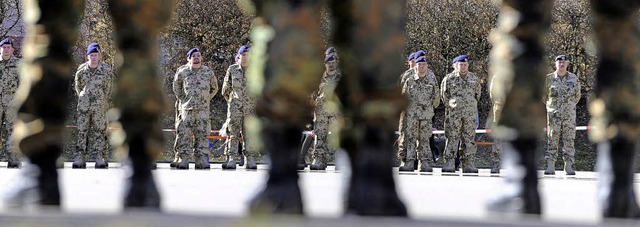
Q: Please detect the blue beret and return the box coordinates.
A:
[86,43,100,55]
[325,46,337,55]
[237,45,250,55]
[407,52,416,61]
[555,55,568,61]
[415,56,428,63]
[452,55,468,63]
[414,50,426,57]
[0,38,12,47]
[324,54,337,62]
[187,48,200,58]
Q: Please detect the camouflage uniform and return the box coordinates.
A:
[74,61,113,163]
[221,63,257,163]
[310,70,342,168]
[441,70,482,171]
[488,75,503,172]
[402,69,440,171]
[0,56,20,162]
[396,67,431,164]
[544,72,580,164]
[173,64,217,164]
[5,0,174,208]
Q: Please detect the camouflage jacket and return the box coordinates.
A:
[545,72,580,115]
[315,71,341,114]
[74,62,114,112]
[221,63,254,114]
[441,71,482,113]
[173,64,218,110]
[403,69,440,119]
[0,57,20,106]
[398,67,414,88]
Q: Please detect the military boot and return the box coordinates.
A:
[169,152,180,168]
[490,162,501,174]
[175,153,190,170]
[486,138,541,215]
[462,159,478,173]
[564,160,575,175]
[310,157,327,170]
[7,152,22,169]
[194,153,210,169]
[544,159,555,175]
[223,157,237,170]
[246,156,257,170]
[398,160,415,172]
[72,155,86,169]
[418,160,432,172]
[599,136,640,218]
[95,154,108,169]
[441,154,456,173]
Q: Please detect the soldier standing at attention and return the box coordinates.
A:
[396,51,418,167]
[309,53,342,170]
[544,54,580,175]
[73,43,114,169]
[221,45,258,169]
[0,38,21,168]
[173,48,218,170]
[399,56,440,172]
[441,55,482,173]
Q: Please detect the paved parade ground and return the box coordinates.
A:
[2,161,640,226]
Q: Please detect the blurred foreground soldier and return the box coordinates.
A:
[544,55,580,175]
[399,56,440,172]
[488,75,503,174]
[173,48,218,170]
[221,45,258,170]
[248,0,407,216]
[73,43,113,169]
[485,0,551,215]
[309,53,342,170]
[0,38,21,168]
[441,55,482,173]
[3,0,174,210]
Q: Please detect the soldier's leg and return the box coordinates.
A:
[486,0,552,215]
[544,114,560,174]
[91,110,109,168]
[461,113,478,173]
[562,116,576,175]
[73,111,90,169]
[418,119,434,172]
[170,101,181,167]
[174,111,193,170]
[194,110,210,170]
[589,0,640,218]
[297,129,313,170]
[224,104,242,169]
[399,114,417,172]
[107,0,175,209]
[248,0,325,215]
[330,0,407,216]
[310,112,330,170]
[3,0,85,207]
[442,116,461,172]
[3,108,20,168]
[397,111,407,166]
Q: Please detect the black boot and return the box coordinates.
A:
[564,160,575,175]
[600,136,640,218]
[544,159,555,175]
[344,125,407,216]
[442,154,456,173]
[72,155,86,169]
[7,152,22,168]
[486,138,541,215]
[246,156,257,170]
[194,154,210,169]
[175,153,190,170]
[169,152,180,168]
[310,157,328,170]
[249,124,303,215]
[398,160,415,172]
[222,157,237,170]
[95,154,108,169]
[419,160,432,172]
[462,159,478,173]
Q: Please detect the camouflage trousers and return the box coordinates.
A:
[175,109,210,156]
[396,111,408,161]
[0,104,17,157]
[311,112,340,163]
[76,109,109,158]
[404,114,433,162]
[545,112,576,163]
[226,100,259,159]
[444,110,477,163]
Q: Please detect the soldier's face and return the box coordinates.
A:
[456,62,469,74]
[325,60,337,72]
[87,52,101,67]
[555,60,569,71]
[1,44,14,60]
[417,62,428,74]
[189,52,202,68]
[409,59,416,68]
[238,52,249,68]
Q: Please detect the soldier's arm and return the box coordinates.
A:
[172,70,184,102]
[73,68,83,96]
[441,76,449,105]
[221,67,232,102]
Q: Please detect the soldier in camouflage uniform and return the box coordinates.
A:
[3,0,174,209]
[0,38,21,168]
[73,43,113,169]
[399,56,440,172]
[309,53,342,170]
[488,75,503,174]
[544,55,581,175]
[441,55,482,173]
[221,45,258,170]
[173,48,218,170]
[395,51,416,167]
